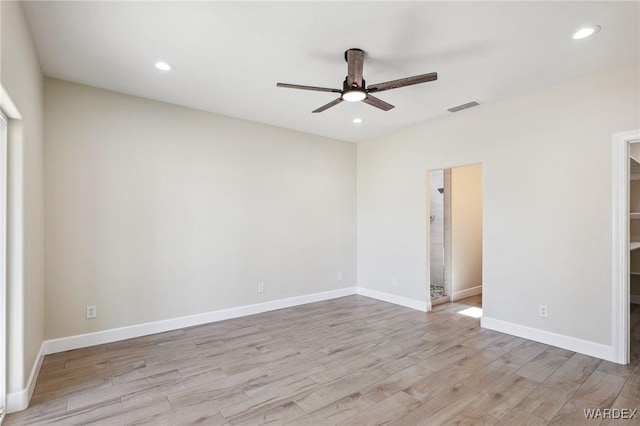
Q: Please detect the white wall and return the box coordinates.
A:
[451,164,482,299]
[357,65,639,348]
[1,1,45,404]
[44,78,356,339]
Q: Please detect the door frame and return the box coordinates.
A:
[426,163,483,308]
[0,110,7,422]
[612,129,640,364]
[1,84,22,418]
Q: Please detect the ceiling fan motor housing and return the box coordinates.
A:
[343,78,365,91]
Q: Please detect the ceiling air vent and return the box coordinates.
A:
[447,100,481,113]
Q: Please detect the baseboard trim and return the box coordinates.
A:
[631,295,640,305]
[41,286,430,356]
[43,287,358,356]
[7,342,45,413]
[481,316,614,362]
[16,286,424,413]
[9,288,616,414]
[451,285,482,302]
[356,287,429,312]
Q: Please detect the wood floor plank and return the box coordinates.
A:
[513,382,580,422]
[337,391,421,425]
[230,400,306,426]
[448,405,501,426]
[601,395,640,425]
[168,388,248,413]
[597,360,636,379]
[7,295,640,426]
[466,374,539,420]
[165,408,228,426]
[543,353,603,387]
[220,377,316,422]
[549,370,626,424]
[287,393,373,425]
[9,398,124,426]
[514,351,570,382]
[619,365,640,400]
[85,398,173,425]
[495,408,548,425]
[358,364,430,402]
[294,369,385,414]
[392,355,523,425]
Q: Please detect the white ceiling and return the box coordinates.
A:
[22,1,639,143]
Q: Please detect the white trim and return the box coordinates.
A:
[631,295,640,305]
[356,287,429,312]
[482,316,614,362]
[0,84,20,418]
[43,287,357,355]
[0,86,22,120]
[0,111,6,418]
[451,285,482,302]
[613,129,640,364]
[6,343,44,414]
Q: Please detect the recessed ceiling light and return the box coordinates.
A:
[573,25,601,40]
[353,118,363,124]
[155,61,172,71]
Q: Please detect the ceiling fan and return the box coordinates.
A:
[276,48,438,113]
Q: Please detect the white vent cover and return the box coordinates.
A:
[447,100,481,113]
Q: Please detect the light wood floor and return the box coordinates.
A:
[6,295,640,425]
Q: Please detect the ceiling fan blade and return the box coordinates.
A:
[367,72,438,93]
[277,83,342,93]
[346,49,365,88]
[312,97,344,113]
[362,95,394,111]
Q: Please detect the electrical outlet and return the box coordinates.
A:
[539,305,548,318]
[258,282,265,293]
[338,272,343,281]
[392,277,398,286]
[86,305,97,319]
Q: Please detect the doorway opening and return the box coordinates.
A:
[428,168,448,305]
[612,129,640,365]
[630,141,640,365]
[427,164,483,310]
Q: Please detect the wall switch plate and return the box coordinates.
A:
[392,277,398,286]
[338,272,343,281]
[539,305,548,318]
[258,282,265,293]
[86,305,97,319]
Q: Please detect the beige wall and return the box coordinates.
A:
[44,78,357,339]
[451,164,482,298]
[1,1,45,395]
[357,65,640,346]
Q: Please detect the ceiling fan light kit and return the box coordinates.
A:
[342,89,366,102]
[277,48,438,113]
